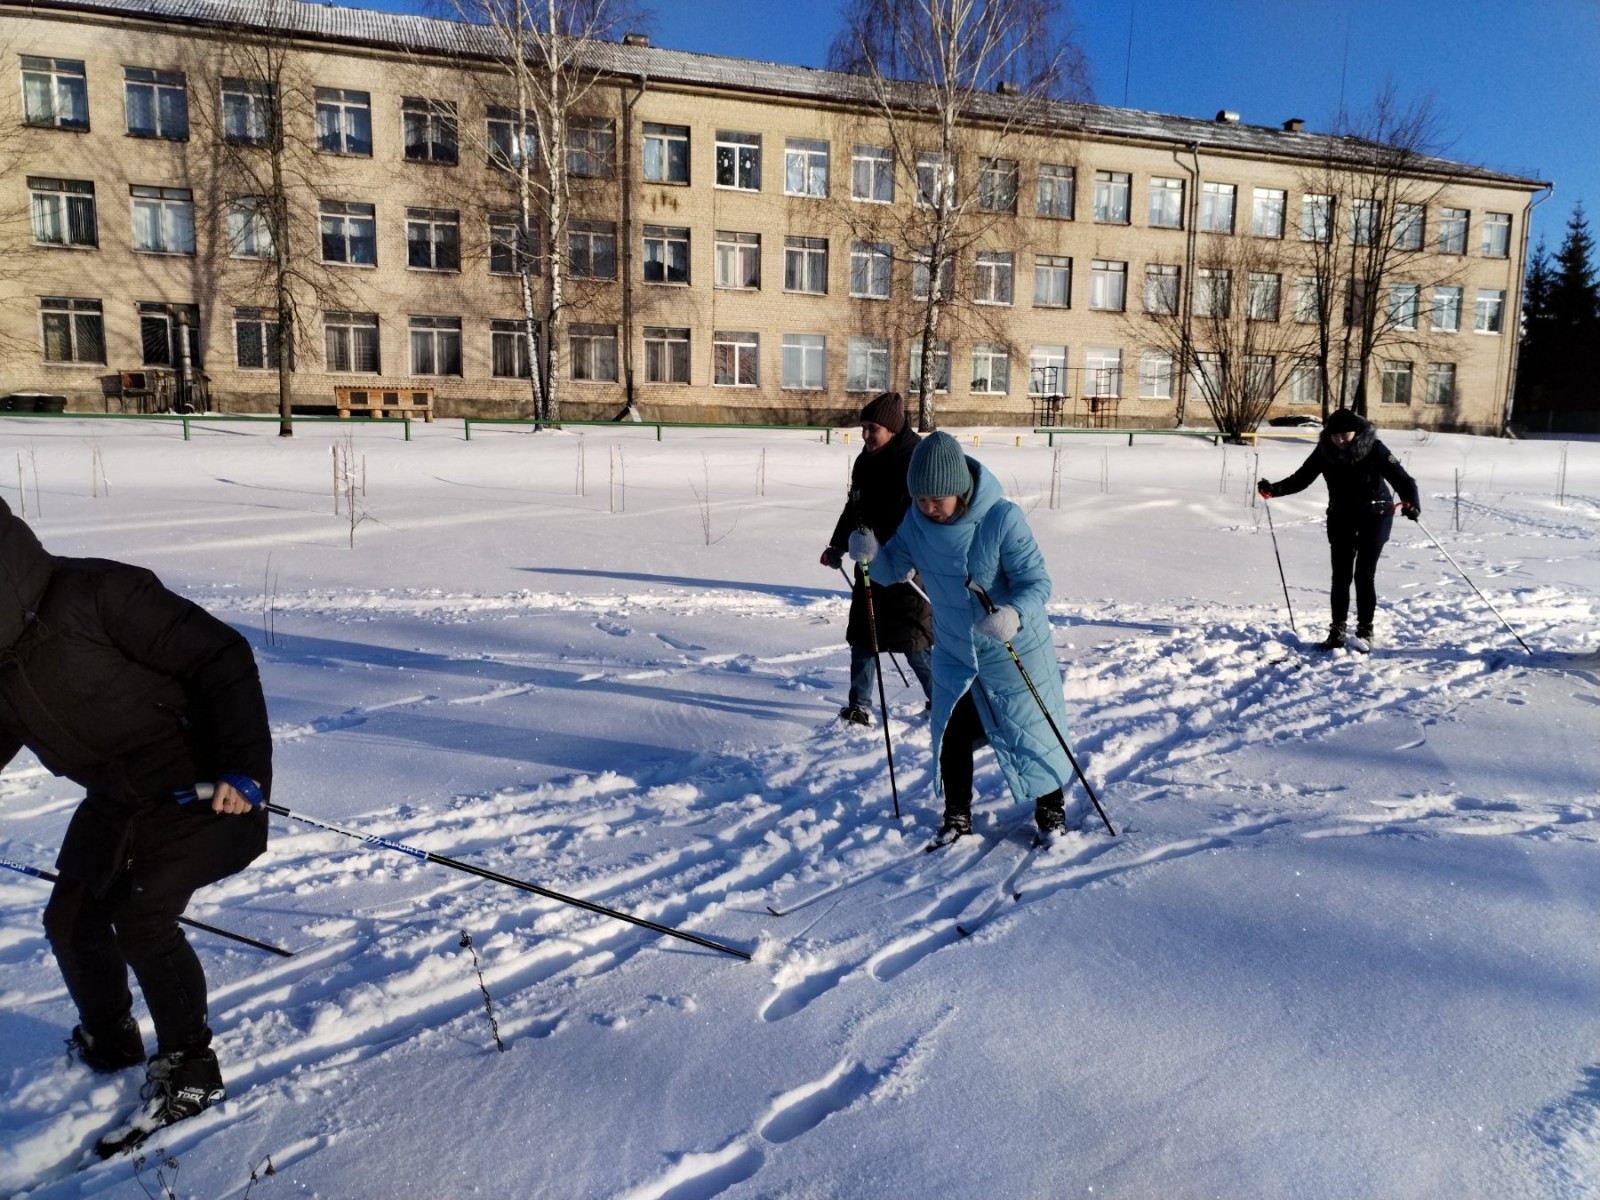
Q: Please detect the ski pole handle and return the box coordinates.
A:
[964,577,999,615]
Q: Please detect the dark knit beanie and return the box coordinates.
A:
[859,391,905,434]
[906,431,973,500]
[1325,407,1364,434]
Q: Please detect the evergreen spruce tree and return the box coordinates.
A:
[1515,235,1555,422]
[1548,204,1600,428]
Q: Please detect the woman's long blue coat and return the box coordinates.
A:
[871,457,1072,806]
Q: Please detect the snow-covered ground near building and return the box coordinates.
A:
[0,417,1596,1199]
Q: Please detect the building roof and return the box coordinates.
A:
[4,0,1547,190]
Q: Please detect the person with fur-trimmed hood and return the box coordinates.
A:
[820,391,933,725]
[0,499,272,1155]
[1258,407,1421,652]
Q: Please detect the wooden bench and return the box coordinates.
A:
[334,386,435,422]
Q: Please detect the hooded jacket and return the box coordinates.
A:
[1266,414,1420,537]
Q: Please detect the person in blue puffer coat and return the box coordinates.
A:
[849,432,1080,843]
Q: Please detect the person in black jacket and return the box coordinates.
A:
[1258,407,1421,651]
[0,500,272,1154]
[819,392,934,724]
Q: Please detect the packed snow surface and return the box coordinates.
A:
[0,417,1596,1199]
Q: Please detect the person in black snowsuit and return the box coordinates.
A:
[1258,407,1421,651]
[0,499,272,1154]
[819,391,934,724]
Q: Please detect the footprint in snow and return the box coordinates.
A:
[596,618,632,637]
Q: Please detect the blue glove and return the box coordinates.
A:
[974,605,1021,642]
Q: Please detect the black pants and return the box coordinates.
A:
[1327,508,1394,631]
[940,689,1063,817]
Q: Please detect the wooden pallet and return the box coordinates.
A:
[334,386,435,422]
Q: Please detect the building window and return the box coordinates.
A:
[320,200,376,265]
[847,336,890,393]
[1245,355,1276,405]
[713,330,759,386]
[486,106,535,169]
[849,241,891,299]
[912,247,953,301]
[642,122,689,183]
[324,311,380,373]
[714,231,760,289]
[1344,279,1370,327]
[909,338,950,393]
[1144,264,1179,315]
[1431,285,1462,333]
[642,225,690,284]
[1148,176,1184,229]
[1288,360,1318,406]
[1295,275,1324,323]
[317,88,372,156]
[1349,197,1380,246]
[1381,360,1413,406]
[125,68,187,139]
[1037,164,1075,219]
[1034,255,1071,308]
[1247,272,1281,321]
[715,130,760,190]
[408,315,462,376]
[974,251,1014,305]
[643,326,689,383]
[1389,283,1420,330]
[1474,289,1505,334]
[1251,188,1286,238]
[1199,182,1236,234]
[970,343,1009,394]
[1084,347,1122,396]
[784,236,828,294]
[222,77,275,146]
[784,137,829,198]
[1195,267,1231,318]
[977,157,1018,213]
[1093,170,1130,223]
[916,151,950,208]
[402,97,458,164]
[29,177,97,247]
[1301,193,1332,243]
[567,220,617,280]
[1393,202,1424,250]
[234,307,280,370]
[1482,211,1512,258]
[130,185,195,255]
[488,213,537,276]
[1029,345,1067,396]
[405,208,460,272]
[22,57,88,129]
[1437,208,1468,255]
[39,296,104,363]
[227,195,274,259]
[781,333,826,390]
[1424,362,1456,407]
[1190,352,1222,401]
[570,323,618,381]
[1140,349,1173,400]
[851,145,893,203]
[1089,259,1126,311]
[136,302,201,368]
[491,318,537,379]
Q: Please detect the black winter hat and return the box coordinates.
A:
[1325,407,1364,434]
[859,391,906,434]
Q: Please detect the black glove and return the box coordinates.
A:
[1401,501,1420,521]
[820,545,843,569]
[1257,479,1274,500]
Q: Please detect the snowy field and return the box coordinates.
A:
[0,415,1596,1200]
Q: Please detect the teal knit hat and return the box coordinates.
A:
[906,431,972,500]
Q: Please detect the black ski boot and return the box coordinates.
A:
[928,812,972,848]
[1315,624,1346,652]
[68,1014,146,1073]
[1035,796,1067,839]
[838,705,871,726]
[1349,624,1374,653]
[95,1047,225,1158]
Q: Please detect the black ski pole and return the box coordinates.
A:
[0,856,293,957]
[888,654,911,689]
[1415,518,1532,654]
[858,558,903,819]
[1262,498,1297,634]
[964,580,1116,836]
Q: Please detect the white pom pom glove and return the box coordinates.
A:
[974,605,1020,643]
[847,529,879,563]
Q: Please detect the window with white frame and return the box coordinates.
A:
[567,220,617,280]
[126,68,187,139]
[39,296,104,363]
[1389,283,1420,330]
[1244,355,1275,404]
[643,326,690,383]
[22,57,88,129]
[1034,255,1071,308]
[1381,360,1413,406]
[317,88,371,156]
[491,318,537,379]
[323,310,379,373]
[1349,197,1381,246]
[320,200,376,265]
[1139,349,1173,399]
[909,338,950,393]
[1037,164,1075,219]
[978,158,1018,213]
[713,330,759,386]
[643,122,689,183]
[970,343,1009,394]
[566,116,614,178]
[1189,352,1222,402]
[1251,188,1286,238]
[1195,267,1231,317]
[643,225,690,284]
[1482,211,1512,258]
[1295,275,1324,323]
[408,315,462,376]
[851,145,893,202]
[782,333,826,390]
[912,247,953,300]
[1425,361,1456,407]
[131,185,195,255]
[849,241,891,299]
[486,106,535,169]
[1393,202,1424,250]
[1148,176,1184,229]
[1431,285,1462,332]
[570,323,619,381]
[1093,170,1130,223]
[234,306,280,370]
[1301,193,1332,242]
[1083,346,1122,396]
[1144,264,1179,315]
[29,177,96,247]
[974,251,1014,305]
[847,337,890,393]
[1474,288,1505,333]
[487,213,537,277]
[227,195,273,259]
[715,231,761,290]
[1288,359,1318,406]
[784,236,828,293]
[715,130,760,190]
[406,207,461,271]
[1437,207,1468,254]
[403,96,458,164]
[1200,182,1236,233]
[222,77,275,146]
[1089,259,1126,311]
[1247,272,1281,321]
[784,138,829,197]
[1029,345,1067,396]
[1339,359,1362,408]
[138,302,201,368]
[916,151,950,208]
